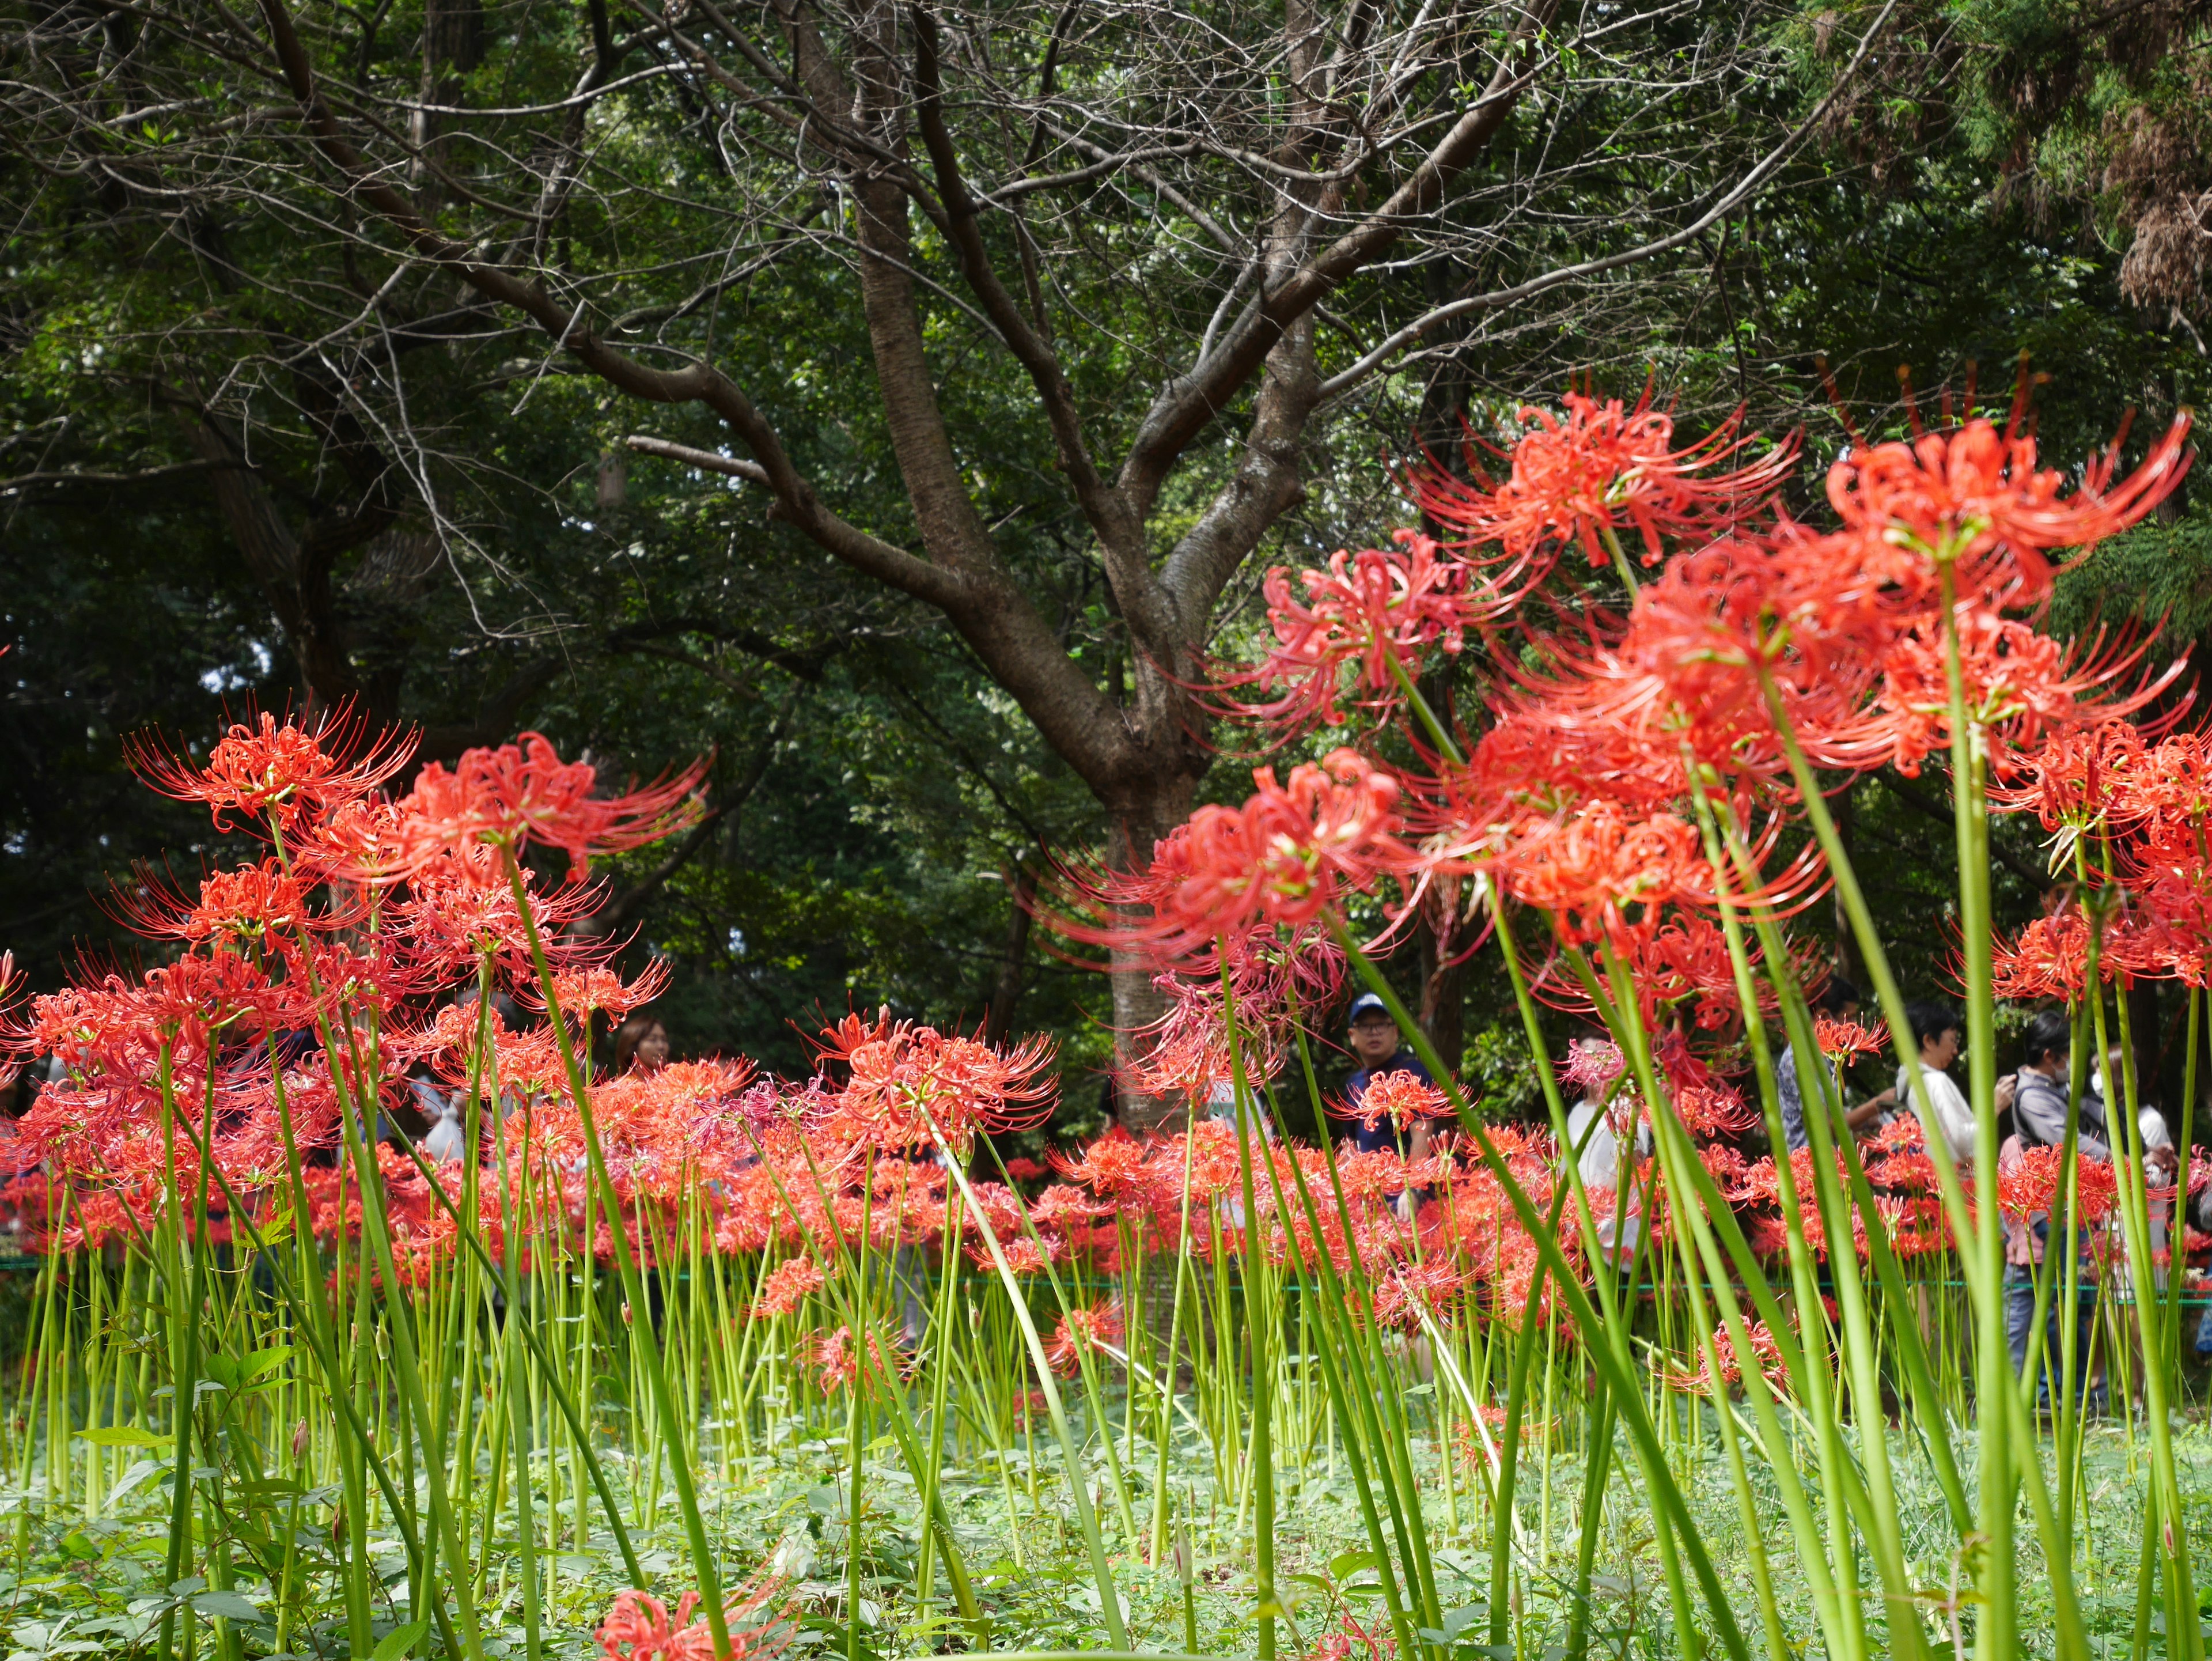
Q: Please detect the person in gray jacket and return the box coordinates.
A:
[2012,1013,2108,1159]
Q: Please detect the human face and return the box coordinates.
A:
[1921,1026,1961,1070]
[1350,1015,1401,1067]
[634,1023,670,1073]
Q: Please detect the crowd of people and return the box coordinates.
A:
[1325,979,2211,1394]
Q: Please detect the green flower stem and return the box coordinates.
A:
[502,847,733,1654]
[1334,924,1749,1661]
[165,1095,465,1661]
[479,981,546,1661]
[1275,1027,1426,1661]
[1933,564,2016,1661]
[923,1114,1131,1649]
[1586,947,1871,1661]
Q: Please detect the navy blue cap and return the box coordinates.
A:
[1347,992,1392,1023]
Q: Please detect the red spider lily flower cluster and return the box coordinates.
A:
[810,1012,1056,1156]
[388,733,705,879]
[0,710,742,1261]
[1409,389,1797,572]
[1813,1016,1885,1064]
[1071,385,2196,1247]
[1981,720,2212,995]
[1213,533,1497,735]
[1043,1300,1124,1376]
[596,1573,794,1661]
[1347,1070,1448,1134]
[1063,750,1415,970]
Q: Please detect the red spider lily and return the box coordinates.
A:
[389,844,611,985]
[805,1326,882,1393]
[1668,1076,1760,1141]
[1117,925,1342,1100]
[130,707,416,834]
[752,1257,827,1319]
[1047,1127,1154,1202]
[1559,1036,1626,1098]
[387,733,705,879]
[1409,390,1797,573]
[1347,1069,1448,1134]
[1635,917,1772,1033]
[1823,410,2191,606]
[1043,1300,1123,1376]
[1611,525,1915,776]
[2121,729,2212,830]
[1814,1015,1884,1064]
[109,859,328,948]
[516,960,672,1023]
[596,1575,793,1661]
[1313,1610,1396,1661]
[1990,907,2109,1001]
[1989,719,2159,834]
[1370,1257,1471,1333]
[1063,750,1415,967]
[1450,685,1696,819]
[1998,1146,2120,1227]
[812,1013,1055,1155]
[972,1232,1057,1274]
[1213,533,1490,736]
[1865,611,2189,779]
[1490,799,1714,949]
[1665,1312,1791,1399]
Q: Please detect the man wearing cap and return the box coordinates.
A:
[1343,993,1437,1155]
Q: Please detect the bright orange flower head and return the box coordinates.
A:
[815,1012,1056,1155]
[1410,390,1796,572]
[1865,612,2188,779]
[112,859,322,947]
[596,1573,792,1661]
[131,707,416,833]
[1824,410,2191,604]
[1492,799,1713,949]
[1813,1015,1884,1064]
[389,733,704,879]
[1349,1069,1448,1134]
[1072,750,1414,967]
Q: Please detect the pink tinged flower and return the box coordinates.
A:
[1213,533,1495,735]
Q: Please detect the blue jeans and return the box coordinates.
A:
[2005,1262,2096,1405]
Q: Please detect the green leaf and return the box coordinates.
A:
[190,1591,264,1625]
[75,1428,166,1447]
[1328,1550,1380,1582]
[370,1619,429,1661]
[241,1345,294,1380]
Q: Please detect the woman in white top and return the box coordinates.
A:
[1896,1001,1976,1164]
[1562,1037,1654,1259]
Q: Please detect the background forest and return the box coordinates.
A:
[6,0,2212,1121]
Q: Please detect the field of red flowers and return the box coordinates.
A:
[4,387,2211,1661]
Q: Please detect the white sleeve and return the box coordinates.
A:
[1931,1070,1977,1164]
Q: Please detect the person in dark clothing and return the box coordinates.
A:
[1342,993,1436,1155]
[1774,976,1895,1152]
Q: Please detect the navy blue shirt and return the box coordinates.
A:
[1345,1049,1435,1153]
